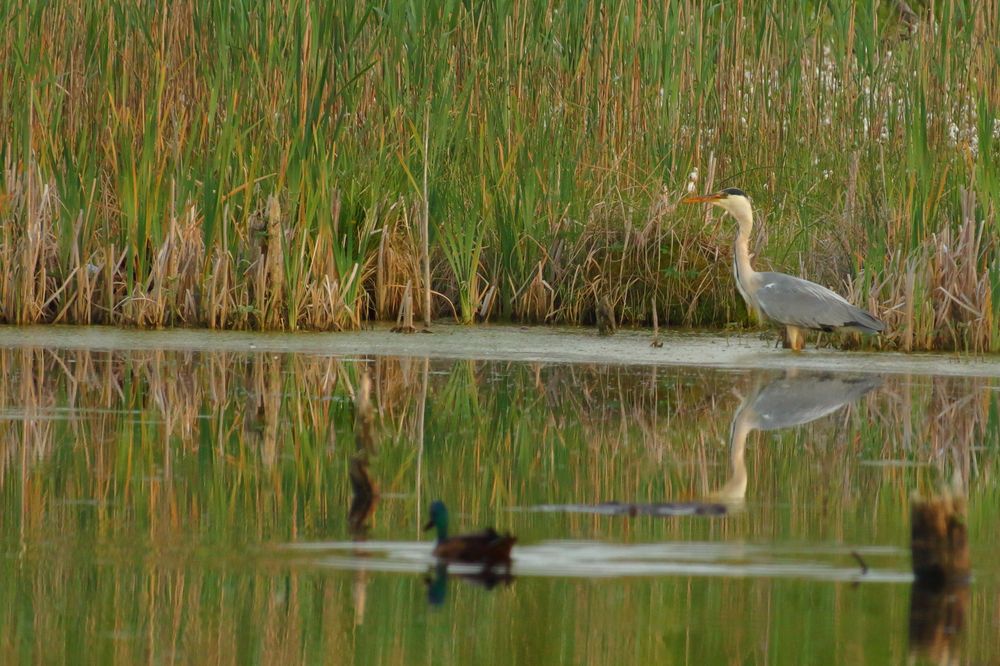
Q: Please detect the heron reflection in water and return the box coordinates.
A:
[531,370,882,516]
[712,370,883,504]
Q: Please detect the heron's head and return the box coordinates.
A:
[682,187,753,223]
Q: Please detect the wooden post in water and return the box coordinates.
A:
[908,489,970,662]
[910,491,969,584]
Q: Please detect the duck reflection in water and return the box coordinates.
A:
[425,562,515,607]
[711,370,883,504]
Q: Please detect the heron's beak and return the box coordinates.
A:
[682,193,725,204]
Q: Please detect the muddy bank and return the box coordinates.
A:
[0,324,998,378]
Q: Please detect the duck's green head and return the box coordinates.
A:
[423,500,449,541]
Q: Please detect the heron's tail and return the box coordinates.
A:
[843,307,885,334]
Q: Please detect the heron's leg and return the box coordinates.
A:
[785,325,805,351]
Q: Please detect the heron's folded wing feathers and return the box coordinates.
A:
[755,273,884,332]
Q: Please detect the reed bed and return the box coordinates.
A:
[0,1,997,350]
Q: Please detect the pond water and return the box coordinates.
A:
[0,327,997,664]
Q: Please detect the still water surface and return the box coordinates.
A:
[0,330,997,664]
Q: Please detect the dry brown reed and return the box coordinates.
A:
[849,188,996,352]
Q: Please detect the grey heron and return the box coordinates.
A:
[684,188,885,350]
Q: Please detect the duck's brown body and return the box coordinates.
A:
[432,528,517,563]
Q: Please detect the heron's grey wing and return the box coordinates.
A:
[755,272,884,333]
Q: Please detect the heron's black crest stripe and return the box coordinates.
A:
[722,187,748,197]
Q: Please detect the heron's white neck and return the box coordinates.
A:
[730,204,757,280]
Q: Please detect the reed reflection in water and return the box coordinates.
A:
[0,343,997,664]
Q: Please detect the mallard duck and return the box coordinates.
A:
[423,500,516,564]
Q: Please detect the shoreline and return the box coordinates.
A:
[0,323,998,378]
